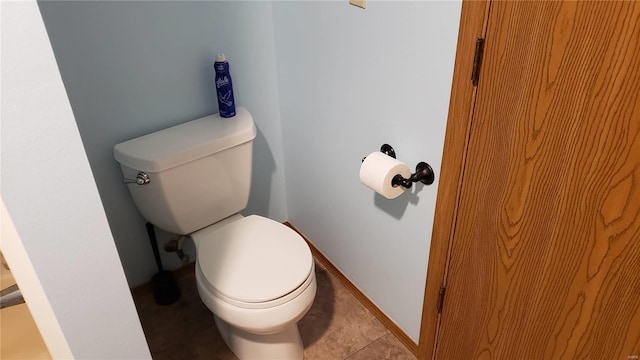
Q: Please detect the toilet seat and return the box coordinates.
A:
[194,215,313,309]
[196,262,315,310]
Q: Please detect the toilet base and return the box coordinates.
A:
[214,315,304,359]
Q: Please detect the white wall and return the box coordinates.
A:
[38,1,287,286]
[1,1,150,358]
[273,1,462,341]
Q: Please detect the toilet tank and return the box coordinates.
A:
[113,107,256,235]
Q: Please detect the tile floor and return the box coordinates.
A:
[133,260,416,360]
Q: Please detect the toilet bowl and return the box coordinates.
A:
[113,108,316,359]
[192,215,316,358]
[191,215,316,359]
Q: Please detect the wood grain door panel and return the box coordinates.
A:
[436,1,640,359]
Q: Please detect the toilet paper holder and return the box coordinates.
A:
[363,144,435,188]
[392,162,434,188]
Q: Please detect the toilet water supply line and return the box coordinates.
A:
[164,235,190,265]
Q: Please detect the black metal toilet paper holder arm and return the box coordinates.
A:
[363,144,435,188]
[392,162,435,188]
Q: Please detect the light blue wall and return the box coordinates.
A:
[2,2,149,356]
[39,0,462,342]
[272,1,462,341]
[38,1,287,286]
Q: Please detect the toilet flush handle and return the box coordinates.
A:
[123,172,150,185]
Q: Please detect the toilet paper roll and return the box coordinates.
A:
[359,151,411,199]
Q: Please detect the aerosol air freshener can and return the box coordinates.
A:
[214,54,236,118]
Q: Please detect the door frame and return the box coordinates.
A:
[417,1,490,358]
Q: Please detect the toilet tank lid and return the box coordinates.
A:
[113,107,256,172]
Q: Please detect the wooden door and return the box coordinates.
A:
[435,1,640,359]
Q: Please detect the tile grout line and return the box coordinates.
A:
[341,332,390,360]
[286,222,418,355]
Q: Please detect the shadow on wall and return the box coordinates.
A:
[245,125,275,217]
[374,183,423,219]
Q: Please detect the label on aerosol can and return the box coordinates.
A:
[214,54,236,118]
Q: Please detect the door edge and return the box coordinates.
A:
[417,0,491,358]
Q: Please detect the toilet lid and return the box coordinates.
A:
[196,215,313,303]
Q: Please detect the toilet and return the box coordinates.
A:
[113,107,316,359]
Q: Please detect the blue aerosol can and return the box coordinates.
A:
[214,54,236,118]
